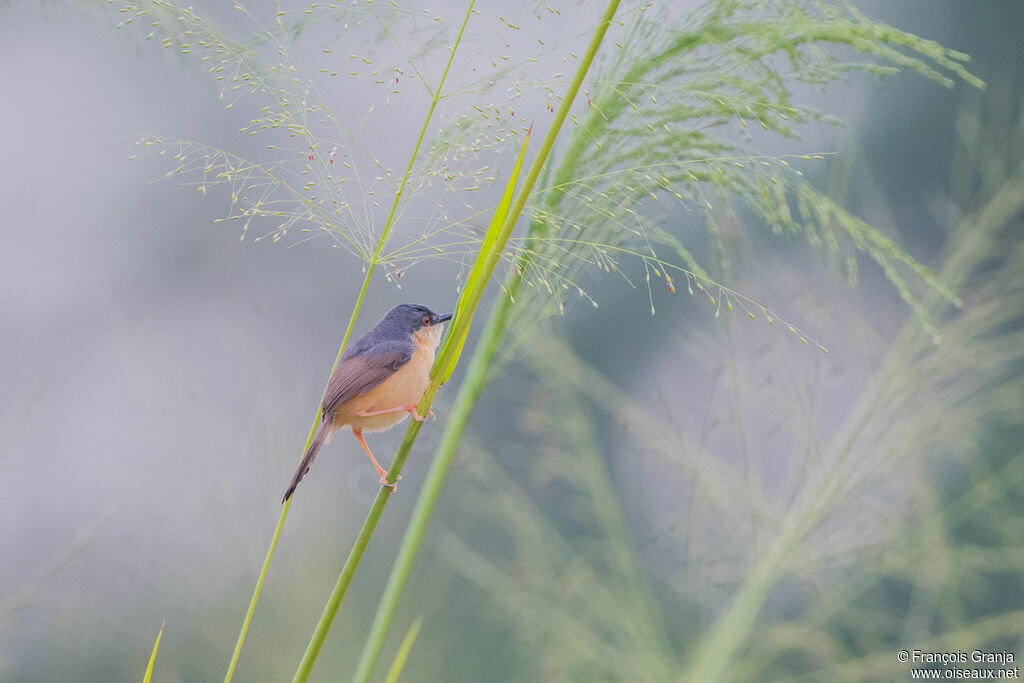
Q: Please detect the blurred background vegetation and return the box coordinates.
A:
[1,1,1022,681]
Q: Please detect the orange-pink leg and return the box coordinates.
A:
[352,428,399,491]
[356,405,434,422]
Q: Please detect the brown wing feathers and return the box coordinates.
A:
[282,339,413,502]
[321,340,413,416]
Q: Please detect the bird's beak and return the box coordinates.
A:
[436,312,453,323]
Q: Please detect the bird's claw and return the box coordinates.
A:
[410,407,434,423]
[380,473,401,492]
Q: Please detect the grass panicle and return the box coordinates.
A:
[433,91,1024,680]
[118,0,977,344]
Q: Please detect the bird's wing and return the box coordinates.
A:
[322,339,413,415]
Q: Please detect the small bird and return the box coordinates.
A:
[282,303,452,503]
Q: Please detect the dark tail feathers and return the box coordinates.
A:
[282,421,331,503]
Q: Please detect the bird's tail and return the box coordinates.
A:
[282,420,332,503]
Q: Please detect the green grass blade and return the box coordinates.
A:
[142,621,165,683]
[382,616,424,683]
[441,123,533,384]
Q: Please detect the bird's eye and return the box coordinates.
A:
[422,315,431,325]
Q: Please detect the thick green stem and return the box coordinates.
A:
[349,275,512,683]
[350,3,622,681]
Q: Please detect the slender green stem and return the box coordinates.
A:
[349,280,513,683]
[223,1,474,676]
[223,255,374,683]
[351,3,622,681]
[223,498,289,682]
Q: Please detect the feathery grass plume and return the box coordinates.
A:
[116,0,978,340]
[116,0,612,276]
[686,93,1024,680]
[120,0,438,258]
[433,90,1024,681]
[482,0,983,359]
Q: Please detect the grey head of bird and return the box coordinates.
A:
[351,303,454,354]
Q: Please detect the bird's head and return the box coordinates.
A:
[379,303,453,349]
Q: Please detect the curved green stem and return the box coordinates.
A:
[349,278,514,683]
[223,237,379,683]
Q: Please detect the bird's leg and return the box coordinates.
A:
[356,404,434,422]
[352,428,399,491]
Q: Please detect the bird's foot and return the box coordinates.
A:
[398,405,433,422]
[379,473,400,492]
[410,407,435,422]
[357,405,434,422]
